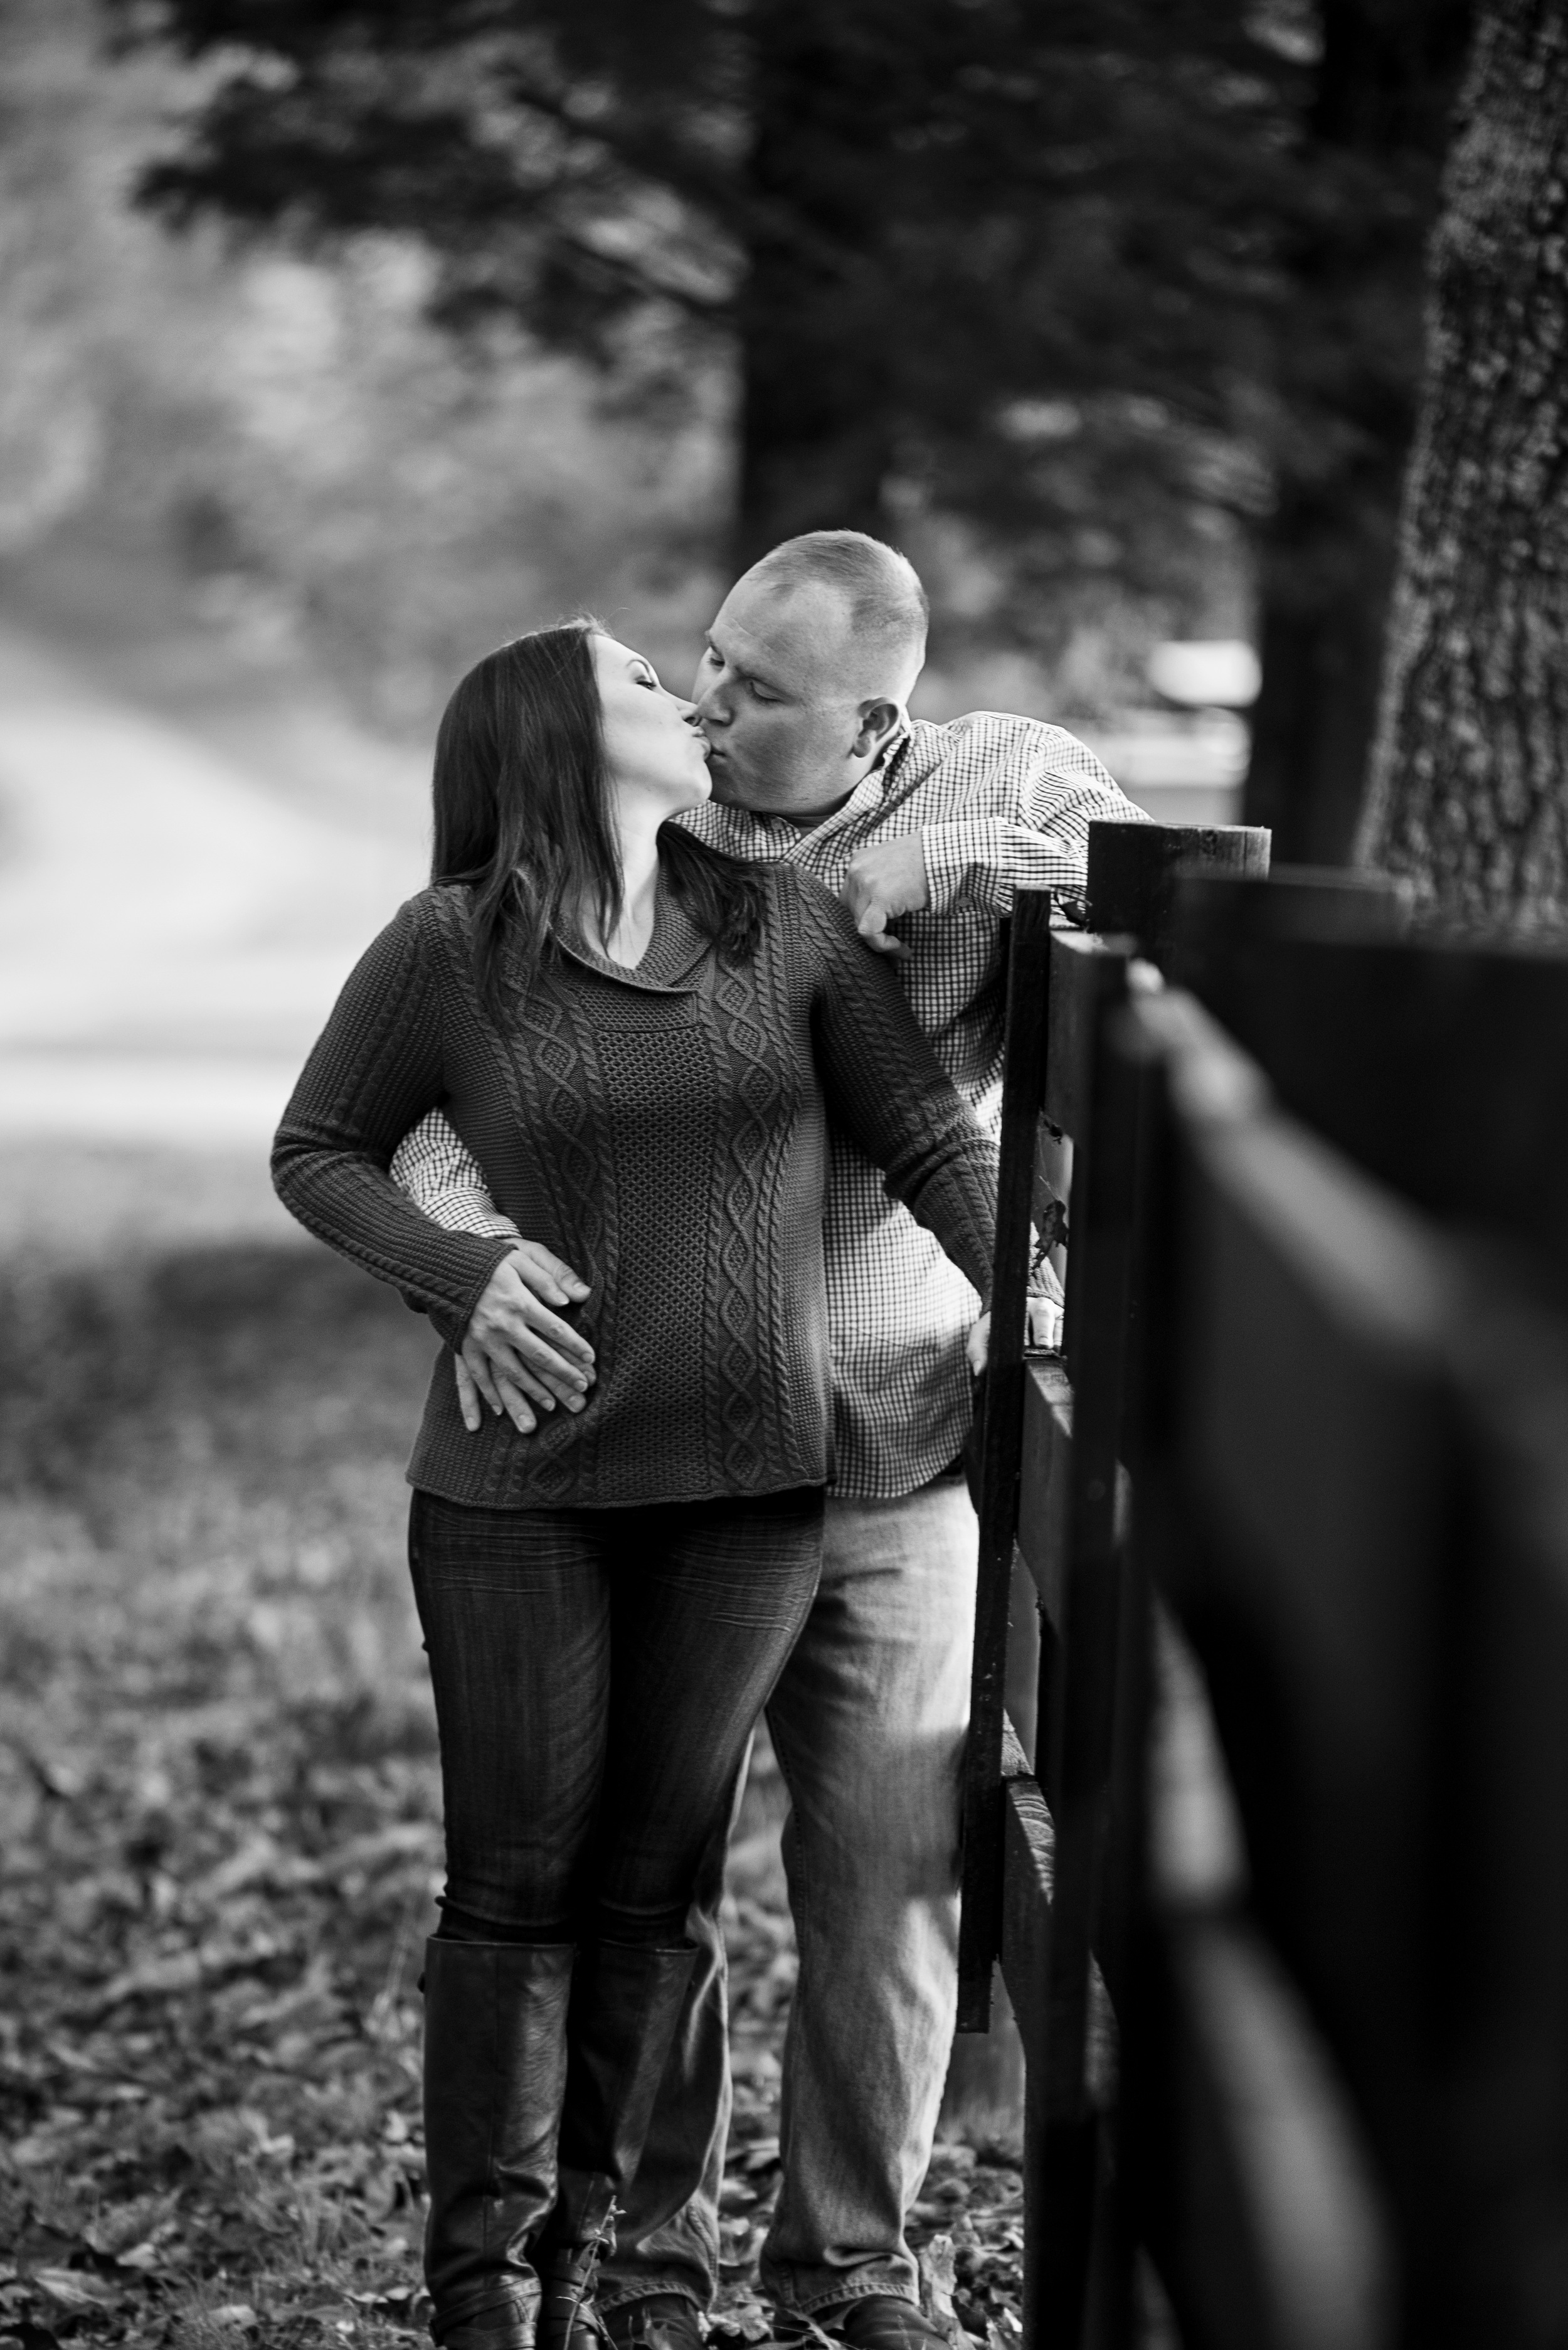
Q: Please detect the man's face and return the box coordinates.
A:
[691,574,878,819]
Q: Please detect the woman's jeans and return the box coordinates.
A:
[408,1485,824,1947]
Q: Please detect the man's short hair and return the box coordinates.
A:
[748,529,928,688]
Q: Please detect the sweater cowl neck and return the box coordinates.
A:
[550,869,714,996]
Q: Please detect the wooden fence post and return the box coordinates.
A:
[958,888,1057,2032]
[1086,824,1271,964]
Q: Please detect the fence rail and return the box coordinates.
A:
[960,822,1568,2350]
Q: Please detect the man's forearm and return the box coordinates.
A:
[390,1111,519,1240]
[922,800,1149,918]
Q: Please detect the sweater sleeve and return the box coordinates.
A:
[794,876,999,1305]
[271,898,514,1343]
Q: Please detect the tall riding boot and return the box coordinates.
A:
[538,1940,699,2350]
[423,1938,575,2348]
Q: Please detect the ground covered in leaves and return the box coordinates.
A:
[0,1220,1024,2349]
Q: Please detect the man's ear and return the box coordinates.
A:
[851,697,905,762]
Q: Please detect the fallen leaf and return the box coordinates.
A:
[91,1951,205,2008]
[319,1822,435,1876]
[14,1752,85,1802]
[30,2270,120,2312]
[3,2319,64,2350]
[721,2309,774,2345]
[200,1834,324,1901]
[917,2237,967,2348]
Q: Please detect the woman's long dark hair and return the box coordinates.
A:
[430,622,765,1016]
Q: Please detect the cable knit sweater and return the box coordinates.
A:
[272,864,997,1510]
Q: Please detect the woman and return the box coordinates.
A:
[270,623,997,2350]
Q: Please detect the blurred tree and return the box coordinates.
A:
[0,0,110,552]
[125,0,1470,849]
[1357,0,1568,928]
[0,0,731,728]
[1243,0,1475,861]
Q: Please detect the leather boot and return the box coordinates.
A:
[538,1940,699,2350]
[423,1937,575,2348]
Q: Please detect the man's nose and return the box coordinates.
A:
[692,671,730,723]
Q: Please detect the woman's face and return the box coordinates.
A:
[592,634,712,814]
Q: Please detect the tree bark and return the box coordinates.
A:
[1243,0,1473,863]
[1357,0,1568,927]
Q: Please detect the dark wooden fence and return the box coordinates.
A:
[957,821,1568,2350]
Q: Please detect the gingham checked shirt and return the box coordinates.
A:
[391,713,1147,1498]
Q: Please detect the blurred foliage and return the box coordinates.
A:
[0,0,1476,767]
[0,0,731,729]
[114,0,1276,696]
[114,0,1471,767]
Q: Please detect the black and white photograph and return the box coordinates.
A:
[1,4,1565,2348]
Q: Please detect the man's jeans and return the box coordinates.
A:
[597,1472,978,2317]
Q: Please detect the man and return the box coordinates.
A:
[394,533,1146,2350]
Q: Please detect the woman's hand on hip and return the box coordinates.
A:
[455,1245,595,1435]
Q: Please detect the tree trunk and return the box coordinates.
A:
[1356,0,1568,926]
[736,284,893,566]
[1243,0,1473,861]
[1244,474,1403,864]
[733,1,894,566]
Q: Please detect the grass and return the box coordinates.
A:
[0,1192,1022,2348]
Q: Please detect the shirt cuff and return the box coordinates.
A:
[427,1196,522,1243]
[921,819,1010,917]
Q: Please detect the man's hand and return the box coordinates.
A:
[455,1243,595,1435]
[1026,1294,1064,1353]
[840,834,929,955]
[1027,1257,1066,1353]
[963,1273,1062,1383]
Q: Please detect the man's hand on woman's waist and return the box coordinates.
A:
[457,1243,595,1435]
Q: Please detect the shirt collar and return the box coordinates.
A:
[876,717,913,780]
[765,723,915,841]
